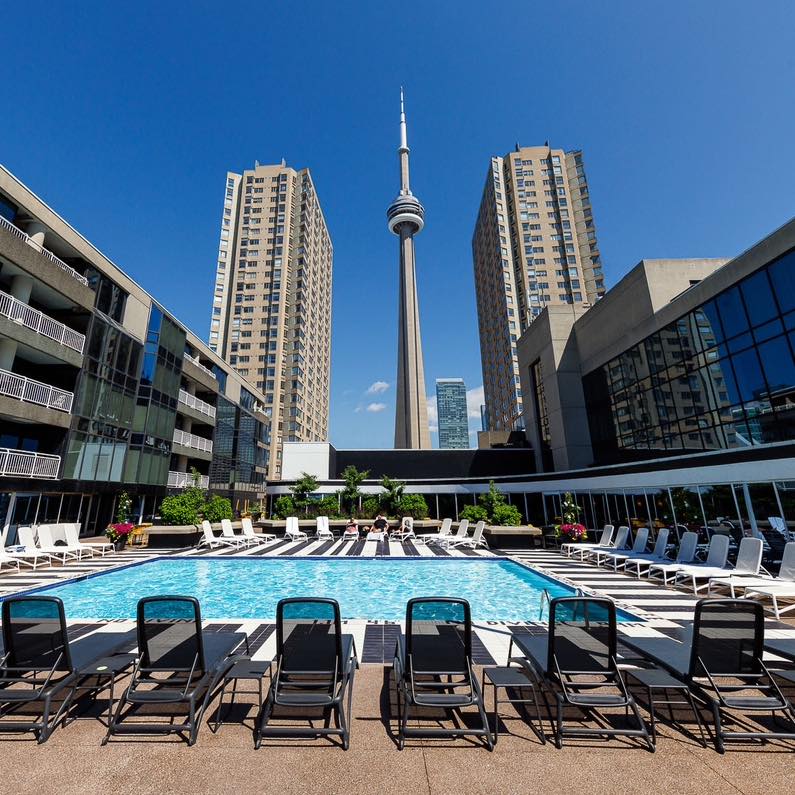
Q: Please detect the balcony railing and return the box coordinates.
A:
[172,428,213,454]
[178,388,216,418]
[0,448,60,479]
[0,215,89,287]
[0,289,85,353]
[0,368,74,412]
[184,353,216,379]
[168,470,209,489]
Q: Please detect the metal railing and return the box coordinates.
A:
[0,289,85,353]
[178,388,216,418]
[0,448,60,479]
[184,353,217,379]
[0,215,89,287]
[172,428,213,454]
[0,368,74,412]
[168,470,209,489]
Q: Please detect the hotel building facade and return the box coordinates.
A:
[0,165,270,539]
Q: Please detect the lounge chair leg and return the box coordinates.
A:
[710,701,725,754]
[555,694,564,749]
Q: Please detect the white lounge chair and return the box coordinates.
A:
[285,516,308,542]
[419,517,452,543]
[587,526,630,565]
[561,524,613,559]
[0,548,21,572]
[430,519,469,546]
[8,527,51,569]
[647,532,700,584]
[600,527,649,571]
[392,517,422,543]
[315,515,334,540]
[671,535,734,592]
[36,525,82,562]
[241,516,275,545]
[709,541,795,597]
[220,518,249,547]
[744,578,795,619]
[64,523,114,557]
[447,521,488,550]
[198,520,240,550]
[622,529,672,577]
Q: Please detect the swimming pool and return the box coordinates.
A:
[24,557,635,622]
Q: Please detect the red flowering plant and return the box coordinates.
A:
[554,492,586,542]
[105,522,134,542]
[558,523,587,541]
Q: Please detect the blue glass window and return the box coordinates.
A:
[716,286,749,340]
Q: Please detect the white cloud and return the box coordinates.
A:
[353,405,362,413]
[366,402,387,413]
[366,380,390,395]
[466,385,485,419]
[426,397,438,433]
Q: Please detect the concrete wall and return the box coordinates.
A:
[282,442,331,480]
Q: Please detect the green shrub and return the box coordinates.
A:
[159,487,205,525]
[203,495,234,522]
[459,504,489,523]
[306,495,341,518]
[273,495,296,519]
[492,502,522,526]
[397,493,429,519]
[360,496,380,518]
[290,472,319,507]
[340,466,369,514]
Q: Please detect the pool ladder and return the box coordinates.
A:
[538,587,586,620]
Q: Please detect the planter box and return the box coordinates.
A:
[483,525,544,549]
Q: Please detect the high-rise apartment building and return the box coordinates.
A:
[435,378,470,449]
[208,162,333,479]
[472,145,605,432]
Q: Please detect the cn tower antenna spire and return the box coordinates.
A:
[398,87,411,194]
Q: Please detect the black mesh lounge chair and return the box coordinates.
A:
[254,597,357,749]
[104,595,247,745]
[0,595,136,743]
[621,599,795,752]
[510,596,654,751]
[685,599,795,752]
[393,597,492,750]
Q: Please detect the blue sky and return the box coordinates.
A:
[2,1,794,448]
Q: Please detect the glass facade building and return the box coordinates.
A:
[584,246,795,464]
[435,379,470,449]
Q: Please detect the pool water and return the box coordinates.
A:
[26,557,635,622]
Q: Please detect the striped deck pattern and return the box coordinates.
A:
[1,540,793,665]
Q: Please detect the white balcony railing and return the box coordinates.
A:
[0,289,85,353]
[0,448,60,479]
[0,215,89,287]
[168,470,209,489]
[172,428,213,454]
[178,388,216,418]
[184,353,216,379]
[0,368,74,412]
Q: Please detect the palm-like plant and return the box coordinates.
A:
[380,475,405,516]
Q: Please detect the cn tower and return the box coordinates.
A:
[387,89,431,449]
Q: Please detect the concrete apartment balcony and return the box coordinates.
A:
[167,470,209,489]
[0,447,60,479]
[182,353,218,392]
[0,368,73,428]
[0,289,85,366]
[0,215,94,310]
[172,428,213,460]
[177,388,217,424]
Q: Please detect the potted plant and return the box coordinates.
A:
[106,522,134,551]
[555,493,585,543]
[107,491,134,550]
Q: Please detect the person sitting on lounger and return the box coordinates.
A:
[343,518,359,538]
[371,515,388,534]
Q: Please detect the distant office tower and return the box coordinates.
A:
[208,161,333,479]
[472,144,605,432]
[436,379,470,449]
[387,90,432,449]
